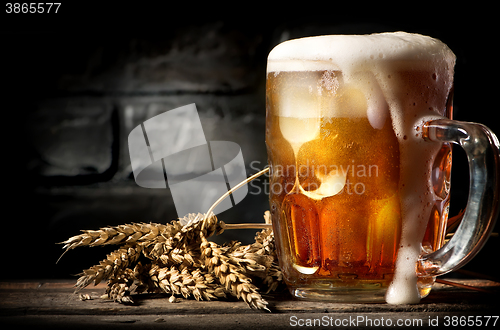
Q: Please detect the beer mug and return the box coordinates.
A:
[265,32,499,304]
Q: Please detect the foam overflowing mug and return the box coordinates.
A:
[265,32,499,304]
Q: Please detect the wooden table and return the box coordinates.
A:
[1,279,498,329]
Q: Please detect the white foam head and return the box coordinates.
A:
[267,32,455,73]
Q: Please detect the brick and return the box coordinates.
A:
[56,22,265,94]
[25,99,114,177]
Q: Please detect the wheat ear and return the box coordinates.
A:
[57,222,183,263]
[102,268,135,304]
[201,237,270,311]
[74,244,142,292]
[142,213,224,262]
[149,264,226,301]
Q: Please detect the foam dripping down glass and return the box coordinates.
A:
[265,32,499,304]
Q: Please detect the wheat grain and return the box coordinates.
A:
[79,294,92,301]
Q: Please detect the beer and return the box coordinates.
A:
[266,33,455,303]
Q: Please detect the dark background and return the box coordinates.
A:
[1,4,498,281]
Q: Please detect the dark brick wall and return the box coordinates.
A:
[3,8,497,279]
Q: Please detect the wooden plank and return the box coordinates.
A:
[0,279,498,316]
[0,279,499,329]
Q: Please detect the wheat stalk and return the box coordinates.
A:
[57,221,183,263]
[59,167,278,310]
[60,223,169,249]
[60,168,282,311]
[204,168,270,222]
[62,209,280,311]
[74,243,142,291]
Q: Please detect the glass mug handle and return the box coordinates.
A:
[417,119,500,276]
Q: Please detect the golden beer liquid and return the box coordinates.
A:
[266,70,452,292]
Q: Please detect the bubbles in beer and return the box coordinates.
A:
[318,70,340,94]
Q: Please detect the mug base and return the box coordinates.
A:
[290,286,387,303]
